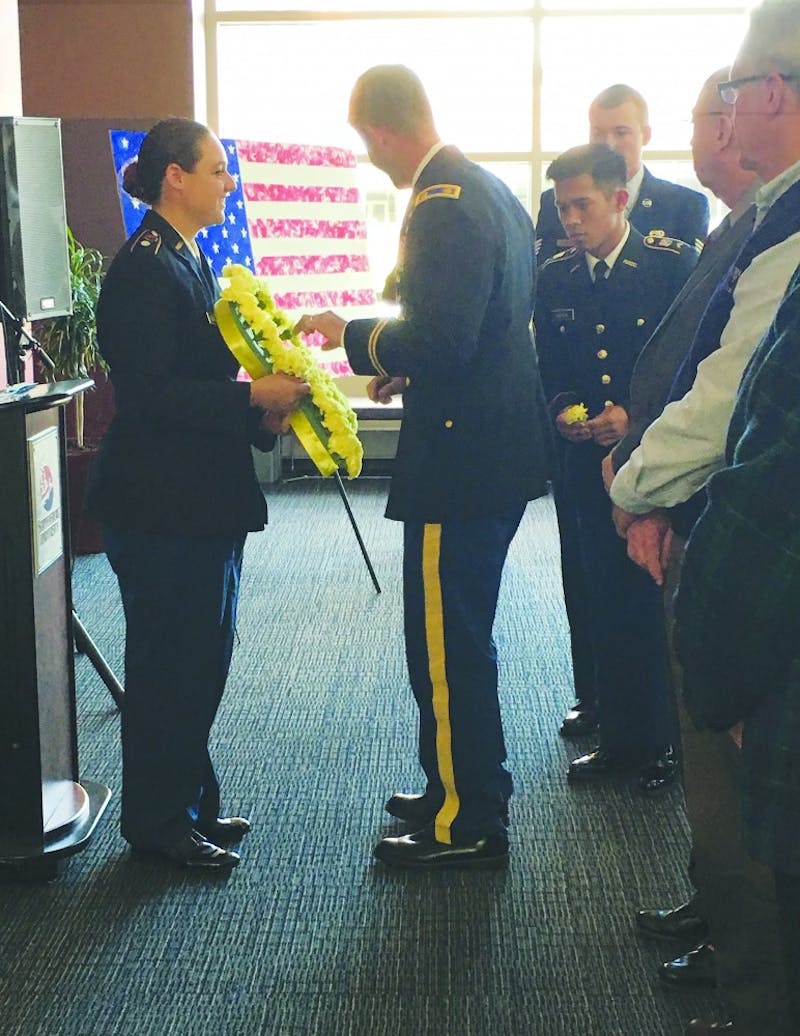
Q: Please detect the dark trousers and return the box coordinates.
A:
[403,506,524,844]
[105,526,245,848]
[774,869,800,1033]
[664,537,790,1032]
[565,448,672,756]
[552,487,598,707]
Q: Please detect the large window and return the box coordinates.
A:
[201,1,750,291]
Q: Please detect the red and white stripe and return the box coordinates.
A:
[236,140,378,375]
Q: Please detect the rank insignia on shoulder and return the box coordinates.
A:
[644,234,687,255]
[541,247,578,268]
[415,183,462,206]
[131,228,161,254]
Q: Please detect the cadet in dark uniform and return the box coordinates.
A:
[89,119,309,869]
[536,86,709,741]
[298,65,552,870]
[534,143,697,792]
[536,83,710,264]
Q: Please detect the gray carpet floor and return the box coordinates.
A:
[1,478,717,1035]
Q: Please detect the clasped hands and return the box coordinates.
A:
[601,452,674,586]
[556,403,628,447]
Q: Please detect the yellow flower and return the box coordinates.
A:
[217,263,363,479]
[562,403,589,425]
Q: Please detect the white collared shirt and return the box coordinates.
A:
[411,141,447,189]
[585,222,631,280]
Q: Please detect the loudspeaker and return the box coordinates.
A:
[0,117,71,321]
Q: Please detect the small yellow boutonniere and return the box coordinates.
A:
[562,403,589,426]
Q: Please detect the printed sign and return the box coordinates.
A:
[27,427,63,575]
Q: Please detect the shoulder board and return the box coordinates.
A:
[415,184,462,207]
[541,247,578,269]
[130,228,162,255]
[643,234,690,256]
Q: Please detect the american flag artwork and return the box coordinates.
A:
[109,131,379,375]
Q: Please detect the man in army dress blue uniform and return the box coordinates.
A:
[298,65,552,869]
[535,143,697,792]
[536,84,710,743]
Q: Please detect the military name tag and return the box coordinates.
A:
[552,308,575,321]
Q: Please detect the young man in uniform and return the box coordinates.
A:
[535,143,697,792]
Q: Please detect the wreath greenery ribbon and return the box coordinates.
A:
[215,264,363,478]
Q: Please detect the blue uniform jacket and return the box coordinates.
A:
[535,166,709,265]
[534,227,697,499]
[88,209,273,536]
[342,146,553,523]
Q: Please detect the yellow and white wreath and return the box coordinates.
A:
[215,263,363,479]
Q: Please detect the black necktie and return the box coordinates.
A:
[593,259,609,285]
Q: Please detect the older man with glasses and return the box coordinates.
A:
[609,0,800,1031]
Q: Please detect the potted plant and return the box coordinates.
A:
[36,229,108,553]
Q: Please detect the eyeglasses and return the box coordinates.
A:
[717,72,797,104]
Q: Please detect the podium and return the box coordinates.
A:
[0,379,110,880]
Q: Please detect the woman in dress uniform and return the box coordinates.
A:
[88,118,308,869]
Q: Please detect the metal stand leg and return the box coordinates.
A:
[334,471,381,594]
[72,610,124,710]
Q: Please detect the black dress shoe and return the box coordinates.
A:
[133,831,240,871]
[559,702,599,738]
[636,901,708,943]
[385,793,509,829]
[373,825,509,870]
[639,747,678,795]
[660,941,716,987]
[567,747,621,781]
[194,816,251,846]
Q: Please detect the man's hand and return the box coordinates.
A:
[294,311,347,350]
[587,404,628,447]
[367,375,406,404]
[555,408,593,443]
[612,503,639,538]
[624,511,673,586]
[261,411,291,436]
[249,372,310,415]
[601,452,616,494]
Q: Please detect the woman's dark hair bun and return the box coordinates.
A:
[122,159,145,200]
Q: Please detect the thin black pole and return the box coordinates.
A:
[72,610,124,710]
[334,470,381,594]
